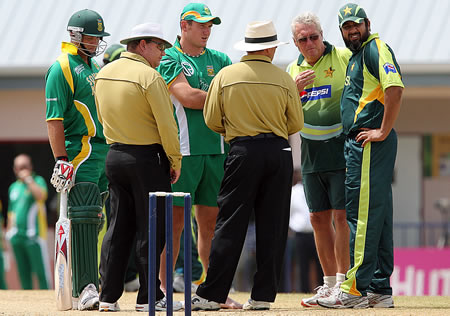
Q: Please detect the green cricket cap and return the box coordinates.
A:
[338,3,367,27]
[103,44,125,64]
[180,3,221,25]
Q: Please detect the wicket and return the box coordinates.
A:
[149,192,192,316]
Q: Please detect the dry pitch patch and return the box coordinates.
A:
[0,291,449,315]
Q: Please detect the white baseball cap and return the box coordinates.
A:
[120,22,172,48]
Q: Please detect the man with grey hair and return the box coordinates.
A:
[286,12,351,307]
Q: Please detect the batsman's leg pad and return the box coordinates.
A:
[68,182,102,298]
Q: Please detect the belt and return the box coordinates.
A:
[110,143,161,149]
[230,132,279,145]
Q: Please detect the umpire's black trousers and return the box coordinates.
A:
[197,136,293,303]
[100,143,171,304]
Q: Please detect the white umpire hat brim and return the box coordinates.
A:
[120,22,172,48]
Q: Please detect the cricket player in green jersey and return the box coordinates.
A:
[7,154,50,290]
[318,3,404,309]
[287,12,351,307]
[45,9,110,311]
[157,3,240,308]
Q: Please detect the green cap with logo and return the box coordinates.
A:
[180,3,221,25]
[67,9,110,37]
[103,44,125,64]
[338,3,367,27]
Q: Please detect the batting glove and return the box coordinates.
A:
[51,157,75,193]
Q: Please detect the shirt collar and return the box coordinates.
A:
[120,51,152,67]
[296,41,333,66]
[361,33,379,49]
[240,54,272,63]
[61,42,78,55]
[173,36,206,57]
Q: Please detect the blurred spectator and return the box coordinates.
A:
[6,154,51,289]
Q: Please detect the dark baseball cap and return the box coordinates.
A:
[103,44,125,64]
[180,3,221,25]
[338,3,367,27]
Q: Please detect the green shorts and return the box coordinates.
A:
[172,154,226,207]
[303,169,346,212]
[67,139,109,193]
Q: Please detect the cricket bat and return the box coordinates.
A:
[54,192,72,310]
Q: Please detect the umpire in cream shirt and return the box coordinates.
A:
[94,23,181,310]
[193,21,304,310]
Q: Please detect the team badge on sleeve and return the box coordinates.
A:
[181,61,194,77]
[383,63,397,74]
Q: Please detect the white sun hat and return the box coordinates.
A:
[234,20,288,52]
[120,22,172,48]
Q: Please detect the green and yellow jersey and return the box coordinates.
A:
[287,42,351,174]
[45,42,106,148]
[341,33,404,134]
[157,37,231,156]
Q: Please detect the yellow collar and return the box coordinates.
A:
[61,42,78,55]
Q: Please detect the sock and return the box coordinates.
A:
[336,273,346,284]
[323,276,336,288]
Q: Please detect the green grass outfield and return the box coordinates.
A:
[0,291,449,315]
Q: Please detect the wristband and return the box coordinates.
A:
[56,156,69,162]
[24,176,33,185]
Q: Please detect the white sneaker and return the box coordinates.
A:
[173,274,185,293]
[124,278,140,292]
[135,304,147,312]
[243,298,270,310]
[99,301,120,312]
[191,294,220,311]
[78,283,99,310]
[135,297,183,312]
[367,292,394,308]
[301,284,333,307]
[173,274,199,293]
[191,282,199,292]
[317,290,369,309]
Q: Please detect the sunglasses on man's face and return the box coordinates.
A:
[297,34,320,43]
[148,39,166,52]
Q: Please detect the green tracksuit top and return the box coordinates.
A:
[341,33,404,134]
